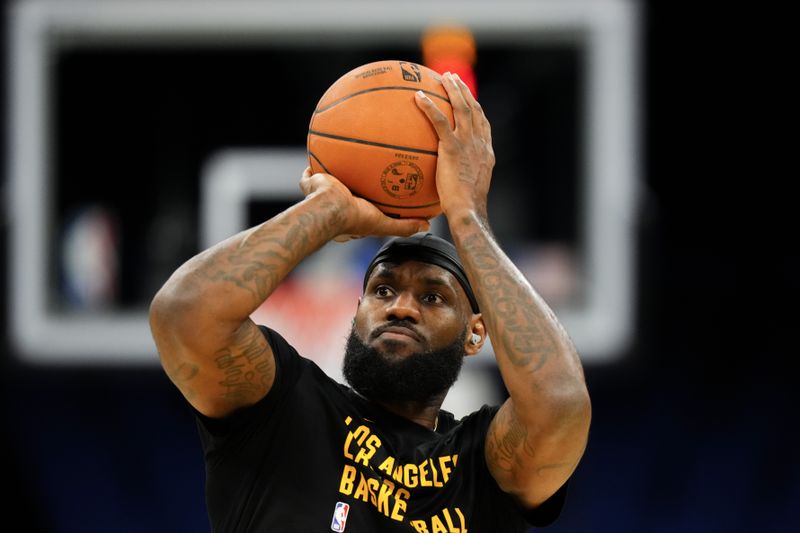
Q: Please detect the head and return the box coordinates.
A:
[343,233,486,404]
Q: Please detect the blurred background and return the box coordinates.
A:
[1,0,795,532]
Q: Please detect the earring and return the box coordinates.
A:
[471,333,481,345]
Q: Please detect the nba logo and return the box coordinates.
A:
[330,501,350,532]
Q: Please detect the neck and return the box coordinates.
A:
[364,392,446,431]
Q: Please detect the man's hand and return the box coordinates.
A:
[414,72,495,220]
[299,166,430,242]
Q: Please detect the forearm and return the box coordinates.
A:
[153,191,345,330]
[448,209,589,425]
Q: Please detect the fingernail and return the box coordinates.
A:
[453,73,462,81]
[416,90,426,98]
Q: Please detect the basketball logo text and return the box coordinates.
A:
[381,161,423,199]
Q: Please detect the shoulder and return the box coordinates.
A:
[434,404,500,455]
[256,325,317,382]
[196,326,339,433]
[449,404,501,433]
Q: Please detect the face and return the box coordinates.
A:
[342,260,478,403]
[357,260,472,356]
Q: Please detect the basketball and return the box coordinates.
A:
[307,60,454,219]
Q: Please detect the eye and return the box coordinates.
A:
[375,285,394,298]
[422,293,444,305]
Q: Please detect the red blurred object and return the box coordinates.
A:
[421,25,478,97]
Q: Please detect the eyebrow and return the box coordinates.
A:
[370,267,455,290]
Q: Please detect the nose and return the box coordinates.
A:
[385,291,421,323]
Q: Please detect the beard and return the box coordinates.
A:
[342,321,467,404]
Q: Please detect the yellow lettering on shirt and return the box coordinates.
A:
[410,520,430,533]
[343,424,371,462]
[410,507,468,533]
[378,455,395,476]
[404,463,419,487]
[391,487,409,521]
[353,471,371,502]
[419,459,432,487]
[376,479,395,515]
[367,478,380,507]
[339,464,356,495]
[455,508,467,532]
[338,416,468,528]
[337,464,409,522]
[439,455,453,483]
[354,434,381,466]
[432,515,448,533]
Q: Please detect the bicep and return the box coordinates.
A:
[485,399,585,509]
[154,315,276,418]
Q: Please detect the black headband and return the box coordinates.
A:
[362,233,480,313]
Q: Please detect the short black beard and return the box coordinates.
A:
[342,322,467,404]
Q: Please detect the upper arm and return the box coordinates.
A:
[149,292,276,419]
[485,398,589,509]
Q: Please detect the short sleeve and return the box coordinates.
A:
[460,405,569,530]
[193,326,308,453]
[523,481,569,527]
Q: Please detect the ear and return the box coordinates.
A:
[464,314,486,356]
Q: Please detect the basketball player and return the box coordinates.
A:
[149,72,591,532]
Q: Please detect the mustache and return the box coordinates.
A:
[369,320,422,342]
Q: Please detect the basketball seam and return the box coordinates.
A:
[368,198,441,210]
[313,86,450,114]
[307,130,438,157]
[307,151,330,174]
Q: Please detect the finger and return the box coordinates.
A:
[373,216,431,238]
[300,166,314,195]
[453,74,492,144]
[334,234,362,243]
[415,91,455,141]
[441,72,473,134]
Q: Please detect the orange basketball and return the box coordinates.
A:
[307,60,454,219]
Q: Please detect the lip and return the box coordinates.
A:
[374,325,421,343]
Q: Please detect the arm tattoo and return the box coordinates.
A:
[488,406,535,472]
[460,230,559,371]
[214,324,274,403]
[198,206,337,306]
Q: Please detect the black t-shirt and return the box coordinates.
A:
[194,326,567,532]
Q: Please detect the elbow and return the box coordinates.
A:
[554,384,591,438]
[149,280,181,326]
[148,273,203,338]
[527,377,591,433]
[570,387,592,431]
[556,378,591,423]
